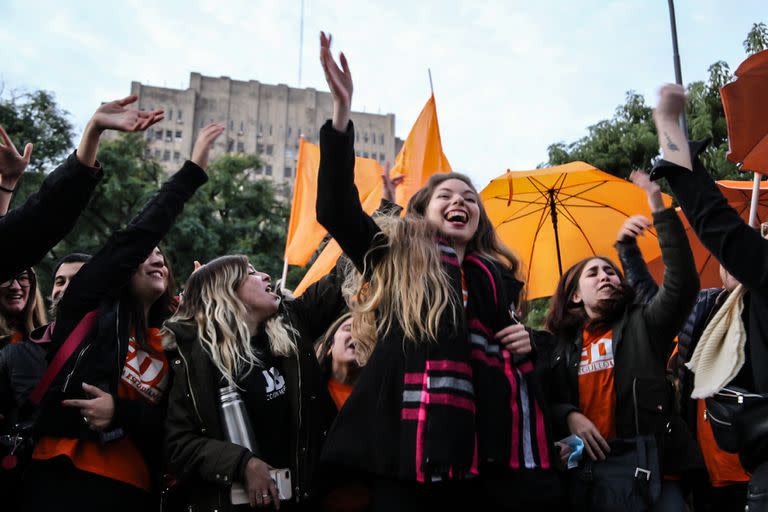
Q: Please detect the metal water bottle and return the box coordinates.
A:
[219,385,255,504]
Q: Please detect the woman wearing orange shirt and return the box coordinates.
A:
[19,118,222,512]
[544,170,700,511]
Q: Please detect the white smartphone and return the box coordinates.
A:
[269,468,293,501]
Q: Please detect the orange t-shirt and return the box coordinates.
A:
[34,328,170,491]
[578,327,616,440]
[697,399,750,486]
[328,378,354,411]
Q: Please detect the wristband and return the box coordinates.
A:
[0,184,15,194]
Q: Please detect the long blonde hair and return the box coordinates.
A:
[166,255,296,388]
[348,172,522,349]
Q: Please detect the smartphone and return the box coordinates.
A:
[761,221,768,240]
[269,468,293,501]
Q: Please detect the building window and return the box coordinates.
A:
[154,149,161,159]
[173,151,180,162]
[239,121,244,133]
[355,132,359,142]
[165,130,172,142]
[227,139,234,152]
[144,148,151,158]
[284,166,292,178]
[229,120,234,130]
[269,125,273,136]
[199,119,205,128]
[146,129,153,141]
[237,141,245,152]
[380,153,386,162]
[168,109,173,121]
[177,110,183,122]
[379,134,384,145]
[363,132,369,143]
[175,130,182,141]
[287,126,292,137]
[163,150,171,161]
[155,130,162,141]
[257,143,264,153]
[265,165,273,176]
[363,152,370,158]
[255,167,263,175]
[266,145,273,156]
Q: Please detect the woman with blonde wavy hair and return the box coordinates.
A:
[0,268,46,348]
[163,254,345,511]
[316,32,562,511]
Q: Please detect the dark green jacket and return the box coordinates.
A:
[547,207,702,473]
[163,273,344,512]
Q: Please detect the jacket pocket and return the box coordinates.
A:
[632,377,673,437]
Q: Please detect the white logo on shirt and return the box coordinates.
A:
[263,367,286,400]
[579,337,615,376]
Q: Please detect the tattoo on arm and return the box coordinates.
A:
[663,132,679,152]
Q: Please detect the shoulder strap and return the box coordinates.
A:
[29,310,98,405]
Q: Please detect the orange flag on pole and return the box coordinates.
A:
[390,94,452,207]
[294,94,452,295]
[284,138,383,267]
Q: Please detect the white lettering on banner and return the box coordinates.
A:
[578,337,615,376]
[263,367,286,400]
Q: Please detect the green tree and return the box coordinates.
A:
[744,22,768,55]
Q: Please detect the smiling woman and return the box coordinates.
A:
[0,268,46,347]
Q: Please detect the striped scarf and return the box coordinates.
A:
[399,240,550,482]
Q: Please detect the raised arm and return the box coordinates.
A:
[652,85,768,292]
[0,126,32,216]
[56,124,223,331]
[637,168,699,348]
[315,32,383,272]
[0,97,164,282]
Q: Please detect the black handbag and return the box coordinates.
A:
[705,385,768,454]
[568,378,664,512]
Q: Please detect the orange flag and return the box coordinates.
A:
[284,138,383,267]
[391,94,452,207]
[294,95,452,295]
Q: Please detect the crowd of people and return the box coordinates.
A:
[0,32,766,512]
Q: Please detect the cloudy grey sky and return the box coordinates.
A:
[1,0,763,187]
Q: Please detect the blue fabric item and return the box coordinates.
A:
[560,434,585,469]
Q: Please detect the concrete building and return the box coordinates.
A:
[128,72,397,189]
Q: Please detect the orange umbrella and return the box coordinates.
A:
[648,180,768,289]
[721,50,768,173]
[480,162,672,300]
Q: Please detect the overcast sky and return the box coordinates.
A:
[1,0,763,187]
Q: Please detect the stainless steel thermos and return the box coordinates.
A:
[219,385,255,504]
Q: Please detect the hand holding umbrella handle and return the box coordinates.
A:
[653,84,692,171]
[630,170,665,212]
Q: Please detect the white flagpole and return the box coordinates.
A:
[280,258,289,291]
[749,172,762,227]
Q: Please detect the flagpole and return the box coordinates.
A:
[280,258,289,291]
[749,172,762,227]
[666,0,689,136]
[428,69,434,95]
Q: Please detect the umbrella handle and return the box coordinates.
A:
[749,172,762,228]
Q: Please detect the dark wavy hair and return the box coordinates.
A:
[544,256,635,339]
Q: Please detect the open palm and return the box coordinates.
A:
[91,95,164,132]
[320,31,353,130]
[0,126,32,183]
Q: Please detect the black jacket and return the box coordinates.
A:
[0,151,102,282]
[548,208,701,474]
[652,141,768,470]
[33,161,207,482]
[163,272,345,512]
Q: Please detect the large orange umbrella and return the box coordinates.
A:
[480,162,672,300]
[648,180,768,288]
[720,49,768,227]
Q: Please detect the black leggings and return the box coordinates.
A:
[19,456,153,512]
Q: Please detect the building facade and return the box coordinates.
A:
[127,72,397,188]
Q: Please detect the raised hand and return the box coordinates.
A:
[0,126,32,187]
[90,95,164,133]
[653,84,686,124]
[630,170,665,212]
[191,123,225,171]
[381,162,405,202]
[320,31,353,132]
[616,215,652,242]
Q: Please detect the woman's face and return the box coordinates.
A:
[0,270,31,317]
[424,178,481,246]
[572,258,622,315]
[329,318,357,365]
[130,247,169,306]
[236,264,281,319]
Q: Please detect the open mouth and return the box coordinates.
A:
[148,270,164,279]
[598,283,616,292]
[444,209,469,225]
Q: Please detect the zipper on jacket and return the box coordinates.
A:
[178,345,204,428]
[115,302,122,380]
[63,343,92,392]
[632,378,640,436]
[706,412,733,427]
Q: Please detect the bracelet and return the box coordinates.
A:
[0,184,15,194]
